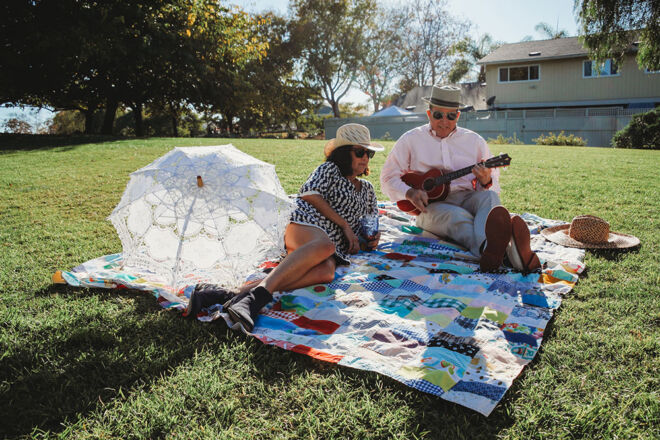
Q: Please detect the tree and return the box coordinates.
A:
[291,0,377,117]
[3,118,32,134]
[230,13,317,134]
[534,21,570,39]
[398,0,469,87]
[576,0,660,71]
[356,6,408,112]
[0,1,267,136]
[449,34,501,83]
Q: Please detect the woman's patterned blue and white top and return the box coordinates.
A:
[290,161,378,264]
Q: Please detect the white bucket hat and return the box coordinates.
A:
[324,123,385,157]
[422,84,462,108]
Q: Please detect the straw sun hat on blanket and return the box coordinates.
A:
[541,215,640,249]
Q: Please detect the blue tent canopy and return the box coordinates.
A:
[370,105,413,117]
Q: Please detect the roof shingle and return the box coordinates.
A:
[478,37,589,65]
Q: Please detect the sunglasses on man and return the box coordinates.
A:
[352,147,375,159]
[431,110,458,121]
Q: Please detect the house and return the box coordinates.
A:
[477,37,660,110]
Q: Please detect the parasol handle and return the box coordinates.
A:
[197,176,203,187]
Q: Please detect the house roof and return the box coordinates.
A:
[478,37,590,65]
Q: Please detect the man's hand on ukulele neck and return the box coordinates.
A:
[472,162,492,186]
[405,188,429,214]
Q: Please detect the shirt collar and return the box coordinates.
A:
[427,124,458,140]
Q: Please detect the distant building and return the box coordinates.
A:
[477,36,660,110]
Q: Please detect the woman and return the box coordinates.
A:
[187,123,384,332]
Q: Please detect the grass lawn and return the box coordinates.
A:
[0,135,658,439]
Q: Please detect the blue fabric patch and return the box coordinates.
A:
[405,379,445,396]
[255,315,318,336]
[503,331,539,347]
[398,279,432,294]
[451,380,507,401]
[361,281,396,294]
[522,293,551,308]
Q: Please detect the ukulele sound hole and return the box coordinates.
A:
[422,179,435,191]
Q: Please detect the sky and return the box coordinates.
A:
[232,0,581,106]
[1,0,581,127]
[235,0,580,44]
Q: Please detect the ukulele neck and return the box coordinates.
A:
[436,164,480,185]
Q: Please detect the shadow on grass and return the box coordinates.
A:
[0,284,231,438]
[234,332,516,439]
[0,133,129,152]
[589,246,641,261]
[2,282,519,439]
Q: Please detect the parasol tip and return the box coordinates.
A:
[197,176,203,187]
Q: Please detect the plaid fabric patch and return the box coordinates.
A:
[326,282,351,291]
[453,315,479,330]
[423,297,467,311]
[361,281,396,294]
[263,309,299,322]
[398,279,432,294]
[405,378,445,396]
[378,297,418,311]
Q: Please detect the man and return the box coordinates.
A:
[380,84,540,272]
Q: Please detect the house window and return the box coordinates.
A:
[498,65,540,82]
[583,59,620,77]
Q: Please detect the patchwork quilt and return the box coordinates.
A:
[56,203,584,416]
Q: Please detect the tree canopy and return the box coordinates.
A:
[290,0,377,118]
[576,0,660,71]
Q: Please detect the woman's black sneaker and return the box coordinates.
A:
[225,286,273,333]
[184,283,234,318]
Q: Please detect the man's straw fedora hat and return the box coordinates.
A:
[422,84,462,108]
[324,123,384,158]
[541,215,639,249]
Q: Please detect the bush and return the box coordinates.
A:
[532,131,587,146]
[487,133,524,145]
[611,107,660,149]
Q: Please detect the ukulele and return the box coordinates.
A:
[396,153,511,215]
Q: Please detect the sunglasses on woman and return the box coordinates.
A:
[432,110,458,121]
[353,147,375,159]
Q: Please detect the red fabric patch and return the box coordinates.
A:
[291,316,340,334]
[259,260,280,269]
[291,344,343,363]
[313,285,326,292]
[383,252,416,262]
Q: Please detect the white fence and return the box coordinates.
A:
[324,107,650,147]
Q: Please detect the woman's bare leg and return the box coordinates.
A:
[273,256,336,292]
[259,223,336,294]
[225,223,338,331]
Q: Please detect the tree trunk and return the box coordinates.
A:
[169,102,179,137]
[331,100,340,118]
[171,115,179,137]
[101,98,118,135]
[133,102,143,136]
[224,113,234,134]
[83,107,95,135]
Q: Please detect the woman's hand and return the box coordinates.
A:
[366,232,381,250]
[342,224,360,254]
